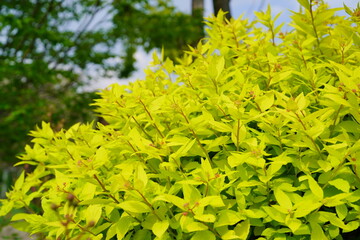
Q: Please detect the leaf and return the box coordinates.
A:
[216,56,225,79]
[234,219,250,240]
[262,206,286,223]
[310,221,327,240]
[274,188,292,210]
[335,204,348,220]
[79,183,97,201]
[201,158,213,177]
[180,215,207,232]
[214,210,243,227]
[11,213,45,223]
[182,184,202,203]
[209,120,232,132]
[286,218,302,233]
[85,205,102,225]
[93,223,111,235]
[255,93,274,111]
[307,175,323,199]
[134,164,148,191]
[171,139,196,159]
[343,4,353,16]
[328,178,350,193]
[297,0,310,9]
[294,200,322,218]
[191,230,216,240]
[295,93,309,111]
[187,221,208,232]
[231,121,246,149]
[0,201,14,216]
[79,199,113,206]
[133,229,151,240]
[152,220,169,238]
[154,194,187,210]
[14,171,25,190]
[116,216,133,239]
[118,201,150,213]
[198,196,225,208]
[93,147,109,169]
[194,214,216,223]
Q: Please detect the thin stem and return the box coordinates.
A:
[72,220,97,236]
[329,105,343,136]
[236,119,240,151]
[178,108,210,161]
[309,0,324,55]
[277,128,284,152]
[125,140,158,173]
[294,112,324,160]
[93,174,119,204]
[139,99,165,138]
[134,189,161,220]
[66,149,75,161]
[216,104,230,120]
[131,115,154,141]
[199,221,222,238]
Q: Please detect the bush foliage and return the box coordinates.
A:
[1,1,360,239]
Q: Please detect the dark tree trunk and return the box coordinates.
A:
[212,0,231,20]
[192,0,204,15]
[191,0,204,47]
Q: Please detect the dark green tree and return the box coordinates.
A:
[0,0,204,166]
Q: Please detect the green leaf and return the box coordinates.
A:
[307,175,323,199]
[191,230,216,240]
[255,93,274,111]
[274,188,292,209]
[14,171,25,190]
[209,120,232,132]
[234,219,250,240]
[294,199,322,218]
[171,139,196,159]
[262,206,286,223]
[194,214,216,223]
[285,218,302,233]
[214,210,243,227]
[79,183,97,201]
[180,215,207,232]
[198,196,225,208]
[328,178,350,193]
[93,147,109,169]
[152,220,169,238]
[79,199,113,206]
[297,0,310,9]
[335,204,348,220]
[116,216,132,239]
[118,201,150,213]
[134,164,148,190]
[85,205,102,225]
[231,121,246,149]
[182,184,202,203]
[154,194,187,210]
[310,222,327,240]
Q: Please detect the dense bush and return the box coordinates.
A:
[1,1,360,239]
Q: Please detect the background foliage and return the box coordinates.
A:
[0,0,205,170]
[1,0,360,239]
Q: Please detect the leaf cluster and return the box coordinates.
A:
[1,1,360,239]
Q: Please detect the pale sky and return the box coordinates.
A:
[83,0,359,91]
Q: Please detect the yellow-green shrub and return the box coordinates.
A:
[1,1,360,239]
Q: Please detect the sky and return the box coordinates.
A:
[84,0,359,91]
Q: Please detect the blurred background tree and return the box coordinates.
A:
[0,0,205,169]
[0,0,234,201]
